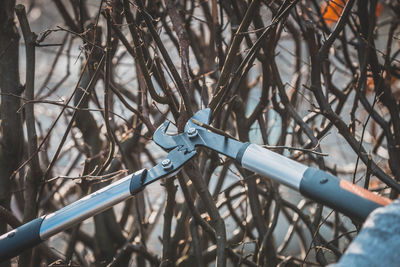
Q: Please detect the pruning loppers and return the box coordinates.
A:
[0,108,394,261]
[153,108,392,222]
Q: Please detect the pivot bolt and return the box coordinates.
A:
[187,127,198,138]
[162,159,173,170]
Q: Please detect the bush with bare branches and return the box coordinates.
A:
[0,0,399,266]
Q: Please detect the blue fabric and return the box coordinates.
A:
[330,199,400,267]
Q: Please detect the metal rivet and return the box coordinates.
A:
[162,159,173,170]
[7,231,15,238]
[320,178,328,184]
[187,127,198,138]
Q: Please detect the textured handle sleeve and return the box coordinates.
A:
[0,217,44,262]
[300,167,392,222]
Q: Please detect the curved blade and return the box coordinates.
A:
[153,121,178,150]
[185,108,211,132]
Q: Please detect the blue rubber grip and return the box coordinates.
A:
[299,167,382,222]
[0,217,44,262]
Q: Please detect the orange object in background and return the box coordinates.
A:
[366,71,400,99]
[321,0,346,27]
[375,2,383,17]
[321,0,383,27]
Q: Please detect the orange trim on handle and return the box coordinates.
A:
[340,180,392,206]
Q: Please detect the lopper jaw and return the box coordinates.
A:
[153,108,247,161]
[153,108,212,151]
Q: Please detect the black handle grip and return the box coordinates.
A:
[299,168,391,222]
[0,217,44,262]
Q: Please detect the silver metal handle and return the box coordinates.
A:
[240,144,307,190]
[39,172,136,239]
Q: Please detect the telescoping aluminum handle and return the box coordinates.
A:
[0,169,146,261]
[0,144,196,262]
[239,144,392,222]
